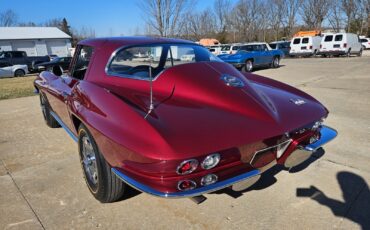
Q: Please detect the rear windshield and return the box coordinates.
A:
[269,44,277,49]
[302,38,309,44]
[221,46,230,51]
[293,38,301,44]
[107,44,222,80]
[324,35,333,42]
[335,35,343,41]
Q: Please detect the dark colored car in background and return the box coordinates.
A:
[34,57,72,72]
[0,51,50,72]
[269,41,291,56]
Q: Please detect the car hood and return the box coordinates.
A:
[107,62,327,156]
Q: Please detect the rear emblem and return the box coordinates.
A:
[220,74,245,88]
[290,98,306,105]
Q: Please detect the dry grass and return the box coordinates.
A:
[0,75,37,100]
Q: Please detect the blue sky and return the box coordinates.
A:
[0,0,229,36]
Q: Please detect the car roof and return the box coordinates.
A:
[244,42,267,45]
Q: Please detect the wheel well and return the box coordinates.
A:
[246,58,254,63]
[14,69,25,75]
[71,114,82,133]
[273,55,280,59]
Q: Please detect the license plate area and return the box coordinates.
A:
[301,46,307,50]
[333,44,340,48]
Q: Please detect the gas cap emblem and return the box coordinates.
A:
[220,74,245,88]
[290,98,306,105]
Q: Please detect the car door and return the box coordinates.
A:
[0,62,13,77]
[46,45,94,131]
[261,44,273,64]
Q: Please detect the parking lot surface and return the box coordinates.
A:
[1,55,370,229]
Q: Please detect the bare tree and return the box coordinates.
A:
[341,0,358,32]
[139,0,190,37]
[328,0,345,32]
[300,0,332,29]
[0,9,18,26]
[269,0,285,41]
[213,0,231,42]
[282,0,301,37]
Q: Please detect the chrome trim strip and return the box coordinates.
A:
[50,111,78,142]
[304,125,337,151]
[112,168,261,198]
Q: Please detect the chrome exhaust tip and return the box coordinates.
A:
[284,147,312,169]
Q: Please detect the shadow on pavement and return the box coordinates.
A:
[297,171,370,230]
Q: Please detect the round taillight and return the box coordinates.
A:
[177,180,196,191]
[201,153,220,170]
[176,159,198,175]
[201,174,218,186]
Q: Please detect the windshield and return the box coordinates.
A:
[269,44,277,49]
[221,46,231,51]
[107,44,222,79]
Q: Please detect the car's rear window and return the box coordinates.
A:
[269,44,277,49]
[302,38,309,44]
[324,35,333,42]
[107,44,222,80]
[335,35,343,41]
[293,38,301,44]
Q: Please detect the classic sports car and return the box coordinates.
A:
[218,42,284,72]
[0,62,28,77]
[34,37,337,203]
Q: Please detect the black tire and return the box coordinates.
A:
[39,94,60,128]
[346,49,351,57]
[271,56,280,68]
[14,69,25,77]
[243,59,253,72]
[78,124,125,203]
[358,49,363,57]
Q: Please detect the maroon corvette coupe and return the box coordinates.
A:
[34,37,337,203]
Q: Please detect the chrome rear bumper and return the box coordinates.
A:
[284,125,337,168]
[113,125,337,198]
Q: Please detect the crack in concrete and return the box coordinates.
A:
[1,160,45,230]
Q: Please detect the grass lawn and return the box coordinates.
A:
[0,75,37,100]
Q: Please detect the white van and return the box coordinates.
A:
[319,33,362,56]
[289,36,321,56]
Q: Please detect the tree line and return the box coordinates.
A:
[0,9,95,46]
[139,0,370,43]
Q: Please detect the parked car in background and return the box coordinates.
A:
[0,51,50,72]
[269,41,291,56]
[219,44,243,55]
[218,43,284,72]
[34,57,72,72]
[319,33,362,57]
[0,62,28,78]
[208,45,222,55]
[360,37,370,49]
[47,54,58,61]
[289,36,321,56]
[180,50,195,61]
[34,37,336,203]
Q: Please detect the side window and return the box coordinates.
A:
[71,46,94,80]
[262,44,268,51]
[108,46,163,79]
[0,62,11,68]
[4,53,12,58]
[324,35,333,42]
[302,38,309,44]
[12,52,24,58]
[293,38,301,44]
[334,35,343,41]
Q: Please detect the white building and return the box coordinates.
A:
[0,27,72,57]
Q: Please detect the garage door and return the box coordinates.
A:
[12,41,37,56]
[46,40,68,57]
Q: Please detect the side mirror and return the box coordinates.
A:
[52,65,63,76]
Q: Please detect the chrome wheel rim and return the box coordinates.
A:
[246,61,252,71]
[40,96,47,120]
[81,136,98,186]
[274,58,279,67]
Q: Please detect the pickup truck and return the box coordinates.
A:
[218,42,284,72]
[0,51,50,72]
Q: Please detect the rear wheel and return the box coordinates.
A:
[14,69,25,77]
[271,56,280,68]
[39,94,60,128]
[243,59,253,72]
[346,49,351,57]
[78,124,125,203]
[358,49,363,57]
